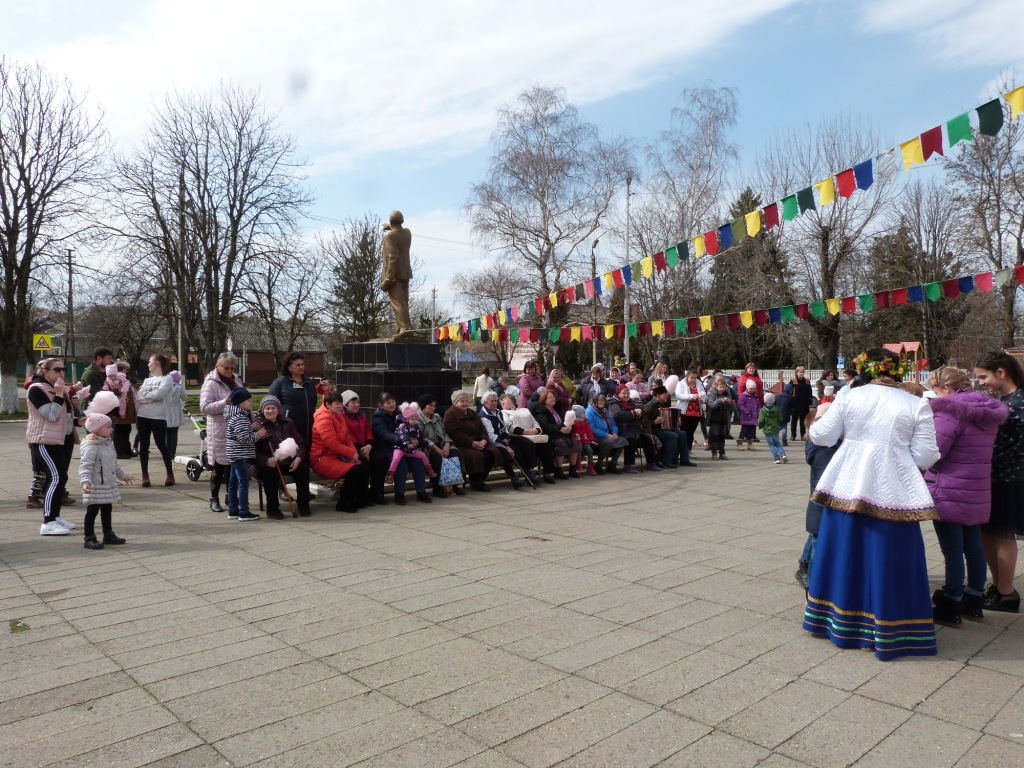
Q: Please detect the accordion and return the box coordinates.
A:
[659,408,682,431]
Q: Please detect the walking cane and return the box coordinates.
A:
[509,453,537,490]
[264,439,298,518]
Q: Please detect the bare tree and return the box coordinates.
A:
[452,261,537,370]
[0,59,105,411]
[321,214,391,343]
[107,83,313,373]
[75,285,164,374]
[466,85,634,309]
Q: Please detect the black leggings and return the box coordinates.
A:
[84,503,113,537]
[137,417,172,475]
[790,408,809,439]
[210,461,229,500]
[679,415,702,453]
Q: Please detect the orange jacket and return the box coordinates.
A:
[311,405,358,463]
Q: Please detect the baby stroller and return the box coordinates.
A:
[174,412,213,481]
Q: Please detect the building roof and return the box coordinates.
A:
[227,317,328,353]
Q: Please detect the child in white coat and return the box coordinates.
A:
[79,413,134,549]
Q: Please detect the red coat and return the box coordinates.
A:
[572,419,595,446]
[310,405,361,479]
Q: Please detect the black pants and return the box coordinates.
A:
[507,436,538,475]
[113,423,134,458]
[210,461,229,501]
[165,426,180,462]
[30,443,67,522]
[336,461,369,508]
[427,447,465,490]
[258,462,311,512]
[137,417,173,475]
[624,433,658,466]
[790,408,809,439]
[84,503,113,537]
[679,415,702,453]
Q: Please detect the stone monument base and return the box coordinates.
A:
[336,341,462,410]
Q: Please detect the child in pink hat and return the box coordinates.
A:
[387,403,437,485]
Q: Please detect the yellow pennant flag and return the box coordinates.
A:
[604,324,616,339]
[448,324,458,338]
[693,234,706,258]
[651,320,663,337]
[825,298,841,315]
[900,137,924,170]
[498,310,507,326]
[815,177,835,206]
[481,314,490,329]
[548,292,558,308]
[641,257,654,278]
[604,272,614,290]
[745,210,761,237]
[699,315,712,332]
[570,326,581,342]
[1006,85,1024,119]
[740,310,754,328]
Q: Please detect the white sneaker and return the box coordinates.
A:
[774,459,781,465]
[40,521,71,536]
[54,516,76,529]
[782,456,789,463]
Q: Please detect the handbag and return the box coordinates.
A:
[439,456,463,486]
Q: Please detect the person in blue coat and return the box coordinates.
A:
[585,393,627,473]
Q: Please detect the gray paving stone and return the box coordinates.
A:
[622,648,747,707]
[852,713,980,768]
[953,733,1024,767]
[414,663,565,726]
[658,730,770,768]
[667,662,794,726]
[916,665,1024,731]
[720,679,849,749]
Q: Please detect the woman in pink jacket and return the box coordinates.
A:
[926,367,1008,626]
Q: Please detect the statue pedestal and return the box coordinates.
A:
[335,342,462,408]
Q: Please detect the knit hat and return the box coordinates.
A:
[452,390,469,405]
[260,394,281,415]
[105,364,119,376]
[230,387,252,406]
[615,384,631,397]
[340,389,360,406]
[169,370,181,384]
[745,380,757,390]
[87,390,120,415]
[85,412,111,433]
[401,403,418,419]
[572,404,585,419]
[764,392,776,405]
[652,385,668,396]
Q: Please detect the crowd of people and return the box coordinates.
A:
[23,346,1023,661]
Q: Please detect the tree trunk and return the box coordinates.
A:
[1,351,22,413]
[1002,282,1016,348]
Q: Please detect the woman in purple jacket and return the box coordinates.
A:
[926,367,1009,626]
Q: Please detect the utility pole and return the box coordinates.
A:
[623,174,632,362]
[67,249,75,381]
[431,286,437,329]
[177,169,186,380]
[590,239,599,366]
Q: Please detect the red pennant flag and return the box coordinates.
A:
[524,328,535,342]
[638,322,650,337]
[754,309,769,327]
[921,126,943,161]
[727,313,741,330]
[491,312,500,327]
[566,287,575,303]
[559,327,571,342]
[1016,265,1024,284]
[534,298,544,315]
[653,251,667,272]
[612,269,624,288]
[498,329,508,342]
[795,303,810,320]
[836,169,856,198]
[558,289,569,305]
[941,279,960,299]
[687,318,700,334]
[582,325,593,341]
[615,324,626,338]
[975,272,994,292]
[705,229,719,255]
[875,291,891,308]
[764,203,780,230]
[841,296,857,314]
[664,319,675,336]
[713,315,726,331]
[892,288,908,306]
[542,296,552,312]
[584,280,595,298]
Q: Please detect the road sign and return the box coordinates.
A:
[32,334,52,352]
[837,356,845,368]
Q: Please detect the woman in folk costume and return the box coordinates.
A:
[803,348,941,660]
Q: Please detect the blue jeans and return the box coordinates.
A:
[932,521,986,599]
[393,455,427,497]
[658,429,686,465]
[765,433,784,460]
[227,459,250,514]
[800,533,817,570]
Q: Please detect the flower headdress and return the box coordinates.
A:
[854,352,907,380]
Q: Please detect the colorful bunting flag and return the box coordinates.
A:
[622,265,632,286]
[764,202,780,230]
[1006,85,1024,120]
[876,149,898,180]
[693,234,705,258]
[825,298,841,315]
[677,240,689,261]
[947,112,972,147]
[854,159,873,190]
[612,269,623,288]
[727,313,740,330]
[731,217,746,245]
[780,305,795,322]
[920,126,943,160]
[900,137,925,170]
[837,168,857,198]
[874,290,891,308]
[995,269,1014,288]
[603,324,615,339]
[815,177,835,206]
[625,323,636,338]
[810,301,825,318]
[740,310,754,328]
[651,320,663,336]
[604,272,614,290]
[957,276,973,295]
[660,248,673,271]
[510,328,519,343]
[782,195,798,221]
[718,223,732,251]
[941,279,960,299]
[795,303,809,320]
[664,319,676,336]
[699,316,712,332]
[858,294,875,312]
[892,288,908,306]
[841,296,857,314]
[570,326,581,342]
[687,318,700,334]
[975,272,994,292]
[713,315,727,331]
[908,285,925,304]
[978,99,1004,136]
[924,282,941,302]
[705,230,719,256]
[797,187,816,214]
[768,307,782,324]
[745,210,761,236]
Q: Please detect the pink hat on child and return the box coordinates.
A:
[105,364,119,376]
[745,380,757,389]
[401,403,418,419]
[85,412,111,433]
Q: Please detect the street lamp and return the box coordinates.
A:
[590,238,599,366]
[623,173,633,362]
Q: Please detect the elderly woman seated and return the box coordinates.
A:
[529,389,581,479]
[416,393,467,498]
[500,393,557,484]
[479,392,538,487]
[443,390,511,492]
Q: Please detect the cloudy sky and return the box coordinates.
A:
[4,0,1022,315]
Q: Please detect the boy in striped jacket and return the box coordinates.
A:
[224,388,267,521]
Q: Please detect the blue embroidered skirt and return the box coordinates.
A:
[802,506,937,660]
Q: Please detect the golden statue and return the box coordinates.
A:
[381,210,414,334]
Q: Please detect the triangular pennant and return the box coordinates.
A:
[739,310,754,328]
[924,282,942,302]
[900,137,925,170]
[815,177,835,206]
[745,210,761,237]
[947,112,973,147]
[764,202,780,230]
[854,159,873,191]
[836,168,856,198]
[825,298,841,315]
[920,126,943,161]
[797,186,816,214]
[975,272,994,292]
[977,99,1004,136]
[1006,85,1024,120]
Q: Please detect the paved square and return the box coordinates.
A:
[2,423,1022,766]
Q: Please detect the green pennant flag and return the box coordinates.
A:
[782,194,799,221]
[780,305,795,322]
[632,261,643,278]
[469,323,479,341]
[924,282,942,302]
[810,300,825,318]
[510,328,519,343]
[549,328,559,343]
[627,322,638,339]
[664,245,677,267]
[797,186,816,214]
[525,301,535,317]
[858,293,875,312]
[575,283,585,300]
[947,112,972,147]
[731,218,746,246]
[677,240,689,260]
